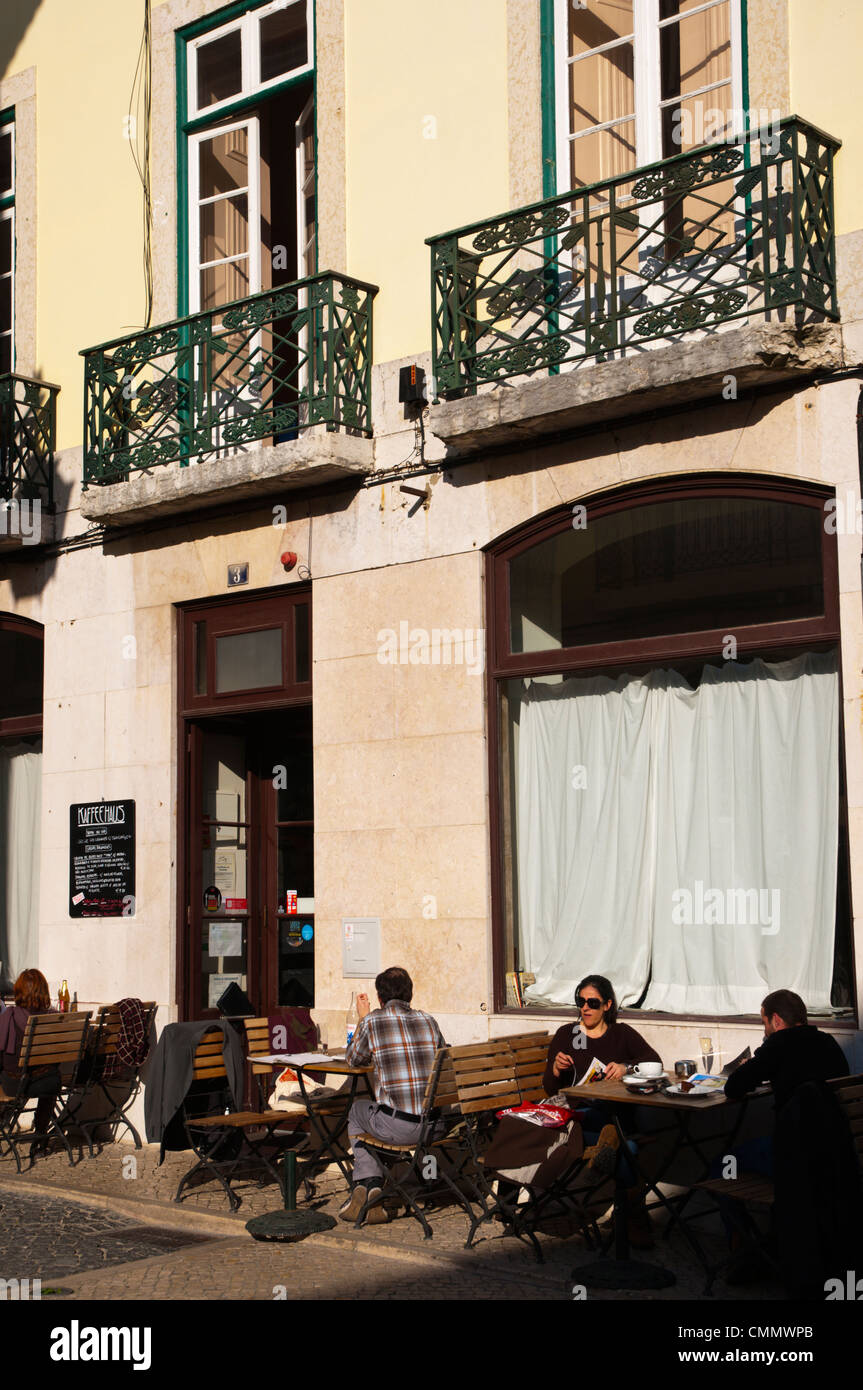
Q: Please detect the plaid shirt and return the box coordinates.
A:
[346,999,444,1115]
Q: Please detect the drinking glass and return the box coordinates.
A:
[699,1035,714,1074]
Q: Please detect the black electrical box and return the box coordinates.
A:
[398,364,427,405]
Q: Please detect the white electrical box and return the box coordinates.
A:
[342,917,381,979]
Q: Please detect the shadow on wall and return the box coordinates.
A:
[0,0,44,82]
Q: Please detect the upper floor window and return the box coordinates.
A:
[188,0,312,120]
[554,0,743,193]
[181,0,316,319]
[0,112,14,374]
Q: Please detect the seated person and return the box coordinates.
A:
[543,973,662,1247]
[340,966,444,1226]
[0,968,60,1135]
[724,988,848,1112]
[715,987,850,1283]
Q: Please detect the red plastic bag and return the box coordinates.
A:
[495,1101,574,1128]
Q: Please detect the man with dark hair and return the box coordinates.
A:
[339,966,444,1225]
[716,988,850,1283]
[725,989,848,1112]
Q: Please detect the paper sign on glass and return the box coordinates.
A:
[208,922,243,957]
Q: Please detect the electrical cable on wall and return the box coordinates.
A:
[128,0,153,328]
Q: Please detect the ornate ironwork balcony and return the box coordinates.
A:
[81,272,377,486]
[0,374,59,506]
[428,116,840,400]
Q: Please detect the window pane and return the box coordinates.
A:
[196,30,243,110]
[199,129,248,199]
[192,621,207,696]
[200,258,250,312]
[214,628,282,693]
[570,118,636,188]
[200,194,249,266]
[294,602,310,683]
[0,276,10,339]
[570,0,633,57]
[660,0,731,102]
[0,130,11,198]
[0,630,42,719]
[0,217,11,276]
[509,498,825,654]
[260,3,308,83]
[569,45,635,139]
[0,334,10,376]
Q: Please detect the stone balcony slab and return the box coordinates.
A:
[428,322,847,456]
[79,429,375,526]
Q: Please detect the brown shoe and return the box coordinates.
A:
[582,1125,619,1182]
[365,1200,392,1225]
[339,1184,376,1223]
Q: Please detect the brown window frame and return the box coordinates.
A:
[179,584,312,716]
[486,473,850,1022]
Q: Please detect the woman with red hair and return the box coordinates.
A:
[0,969,59,1134]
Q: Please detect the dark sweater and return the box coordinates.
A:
[724,1025,849,1111]
[543,1019,661,1095]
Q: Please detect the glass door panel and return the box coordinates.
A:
[198,729,252,1012]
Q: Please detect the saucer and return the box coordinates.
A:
[622,1072,666,1089]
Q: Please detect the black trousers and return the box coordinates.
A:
[0,1068,60,1132]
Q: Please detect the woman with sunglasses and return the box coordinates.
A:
[542,974,660,1092]
[542,973,661,1247]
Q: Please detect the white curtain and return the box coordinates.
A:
[518,653,838,1014]
[0,741,42,984]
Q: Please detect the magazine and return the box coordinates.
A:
[579,1057,607,1085]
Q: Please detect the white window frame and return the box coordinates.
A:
[187,0,314,122]
[553,0,743,196]
[188,116,262,315]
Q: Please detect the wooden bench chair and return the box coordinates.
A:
[174,1029,305,1212]
[0,1012,91,1171]
[350,1047,471,1236]
[464,1034,603,1258]
[61,1000,157,1153]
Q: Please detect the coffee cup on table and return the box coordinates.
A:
[633,1061,663,1078]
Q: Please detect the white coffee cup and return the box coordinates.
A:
[633,1061,663,1078]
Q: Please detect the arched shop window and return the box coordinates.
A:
[0,615,43,990]
[487,477,853,1019]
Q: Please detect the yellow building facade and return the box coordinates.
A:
[0,0,861,1079]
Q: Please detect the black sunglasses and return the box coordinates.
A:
[576,995,604,1010]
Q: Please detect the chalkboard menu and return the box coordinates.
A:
[69,801,136,918]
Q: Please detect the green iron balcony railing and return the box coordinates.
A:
[427,116,840,400]
[81,271,378,486]
[0,374,59,506]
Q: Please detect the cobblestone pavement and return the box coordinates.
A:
[0,1140,784,1302]
[0,1188,214,1283]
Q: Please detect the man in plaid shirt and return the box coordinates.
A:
[340,966,444,1225]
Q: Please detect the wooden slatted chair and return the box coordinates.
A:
[61,1000,157,1153]
[478,1033,603,1257]
[351,1047,470,1236]
[174,1029,304,1212]
[0,1012,91,1170]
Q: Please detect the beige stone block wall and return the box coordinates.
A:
[312,552,489,1024]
